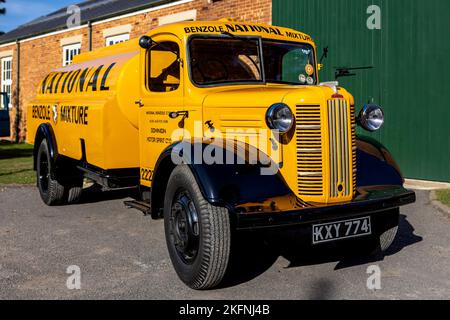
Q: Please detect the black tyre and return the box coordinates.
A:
[164,165,231,290]
[36,139,66,206]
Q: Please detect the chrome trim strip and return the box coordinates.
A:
[297,148,322,153]
[296,125,321,130]
[298,172,323,177]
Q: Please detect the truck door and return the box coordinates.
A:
[0,92,10,137]
[138,34,184,187]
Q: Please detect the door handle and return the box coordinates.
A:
[135,99,144,107]
[169,111,189,129]
[169,111,189,119]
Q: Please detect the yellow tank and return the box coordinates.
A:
[27,39,142,169]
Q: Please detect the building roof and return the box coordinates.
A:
[0,0,178,45]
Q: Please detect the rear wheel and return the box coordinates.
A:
[164,165,231,290]
[36,140,65,206]
[36,139,84,205]
[65,176,84,204]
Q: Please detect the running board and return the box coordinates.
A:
[124,200,151,216]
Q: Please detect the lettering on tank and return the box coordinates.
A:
[40,63,116,95]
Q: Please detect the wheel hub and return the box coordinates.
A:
[170,191,199,264]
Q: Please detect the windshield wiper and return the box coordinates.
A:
[269,80,306,85]
[220,32,263,76]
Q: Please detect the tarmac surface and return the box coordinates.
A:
[0,185,448,299]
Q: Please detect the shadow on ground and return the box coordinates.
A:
[0,145,33,160]
[219,214,423,291]
[78,184,139,204]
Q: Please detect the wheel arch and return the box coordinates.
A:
[150,145,178,219]
[150,141,290,218]
[33,123,58,171]
[356,135,404,187]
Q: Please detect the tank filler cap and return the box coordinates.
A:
[319,81,339,94]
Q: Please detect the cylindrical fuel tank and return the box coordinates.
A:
[27,39,143,169]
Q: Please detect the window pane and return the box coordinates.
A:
[63,43,81,66]
[189,37,262,86]
[148,42,180,92]
[263,41,316,85]
[106,33,130,46]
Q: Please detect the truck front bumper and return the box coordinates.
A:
[235,186,416,230]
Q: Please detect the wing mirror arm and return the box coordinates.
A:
[318,46,329,71]
[139,36,181,61]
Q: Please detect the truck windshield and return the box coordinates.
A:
[188,37,316,86]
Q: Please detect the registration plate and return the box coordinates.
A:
[312,216,372,245]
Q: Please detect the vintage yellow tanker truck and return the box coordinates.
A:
[27,20,415,289]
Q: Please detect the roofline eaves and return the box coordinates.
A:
[0,0,179,45]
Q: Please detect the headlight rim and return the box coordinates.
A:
[358,104,385,132]
[266,103,294,134]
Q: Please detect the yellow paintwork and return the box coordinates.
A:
[26,20,356,204]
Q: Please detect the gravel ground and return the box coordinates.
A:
[0,185,448,300]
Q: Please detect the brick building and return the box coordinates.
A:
[0,0,272,142]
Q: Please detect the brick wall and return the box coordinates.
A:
[0,0,272,142]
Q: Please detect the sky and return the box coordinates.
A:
[0,0,76,33]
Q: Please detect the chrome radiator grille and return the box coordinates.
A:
[328,99,352,198]
[296,104,323,196]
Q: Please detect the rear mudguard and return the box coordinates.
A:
[32,123,82,183]
[151,137,405,216]
[33,123,58,171]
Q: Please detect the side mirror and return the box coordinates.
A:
[139,36,154,49]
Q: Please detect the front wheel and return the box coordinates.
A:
[164,165,231,290]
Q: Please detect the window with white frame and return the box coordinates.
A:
[62,43,81,66]
[158,9,197,26]
[106,33,130,46]
[1,56,12,109]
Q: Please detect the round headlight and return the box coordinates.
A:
[266,103,294,134]
[358,104,384,132]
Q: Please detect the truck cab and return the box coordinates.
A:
[26,20,415,290]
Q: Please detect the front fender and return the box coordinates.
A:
[356,135,404,187]
[151,140,290,215]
